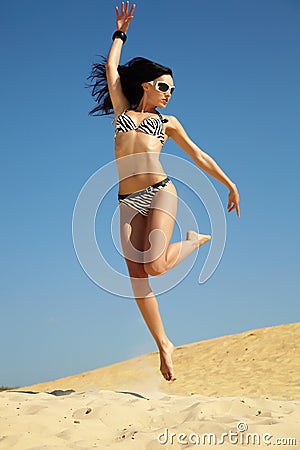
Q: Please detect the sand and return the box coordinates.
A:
[1,323,299,449]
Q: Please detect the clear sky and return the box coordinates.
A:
[1,0,299,388]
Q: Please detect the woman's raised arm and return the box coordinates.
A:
[106,1,136,117]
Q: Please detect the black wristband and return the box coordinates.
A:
[112,30,127,43]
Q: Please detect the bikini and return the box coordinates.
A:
[114,109,172,216]
[114,108,167,145]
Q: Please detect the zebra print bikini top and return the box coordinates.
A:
[114,109,168,146]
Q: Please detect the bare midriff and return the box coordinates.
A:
[115,129,168,195]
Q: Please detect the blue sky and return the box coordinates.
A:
[1,0,299,388]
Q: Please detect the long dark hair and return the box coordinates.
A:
[86,56,173,116]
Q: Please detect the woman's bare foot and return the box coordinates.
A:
[159,339,176,381]
[186,230,211,248]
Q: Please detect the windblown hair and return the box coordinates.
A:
[86,56,173,116]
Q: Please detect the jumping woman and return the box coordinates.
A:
[88,2,240,382]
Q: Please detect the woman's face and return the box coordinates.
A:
[142,74,175,109]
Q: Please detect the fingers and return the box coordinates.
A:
[227,189,240,217]
[121,1,129,15]
[117,1,135,17]
[227,198,233,212]
[129,3,136,15]
[228,202,241,217]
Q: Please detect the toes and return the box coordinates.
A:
[161,370,176,381]
[162,371,171,381]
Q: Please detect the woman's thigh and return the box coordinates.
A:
[145,181,178,262]
[119,204,154,297]
[119,203,149,273]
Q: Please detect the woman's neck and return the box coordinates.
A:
[136,98,156,113]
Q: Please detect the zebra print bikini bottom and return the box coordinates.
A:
[118,177,172,216]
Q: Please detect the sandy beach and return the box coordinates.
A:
[1,322,299,449]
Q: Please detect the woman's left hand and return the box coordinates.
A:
[227,185,240,217]
[116,1,136,33]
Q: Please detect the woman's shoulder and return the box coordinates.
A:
[162,114,182,129]
[162,114,188,140]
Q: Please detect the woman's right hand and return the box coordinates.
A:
[227,184,241,217]
[116,1,136,33]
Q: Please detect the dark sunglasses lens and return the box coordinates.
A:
[156,82,175,95]
[157,82,169,92]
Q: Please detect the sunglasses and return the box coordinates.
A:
[148,80,175,95]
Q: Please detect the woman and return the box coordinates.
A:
[88,2,240,382]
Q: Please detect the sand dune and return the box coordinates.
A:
[1,323,299,449]
[16,322,300,400]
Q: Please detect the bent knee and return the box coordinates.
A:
[144,260,167,277]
